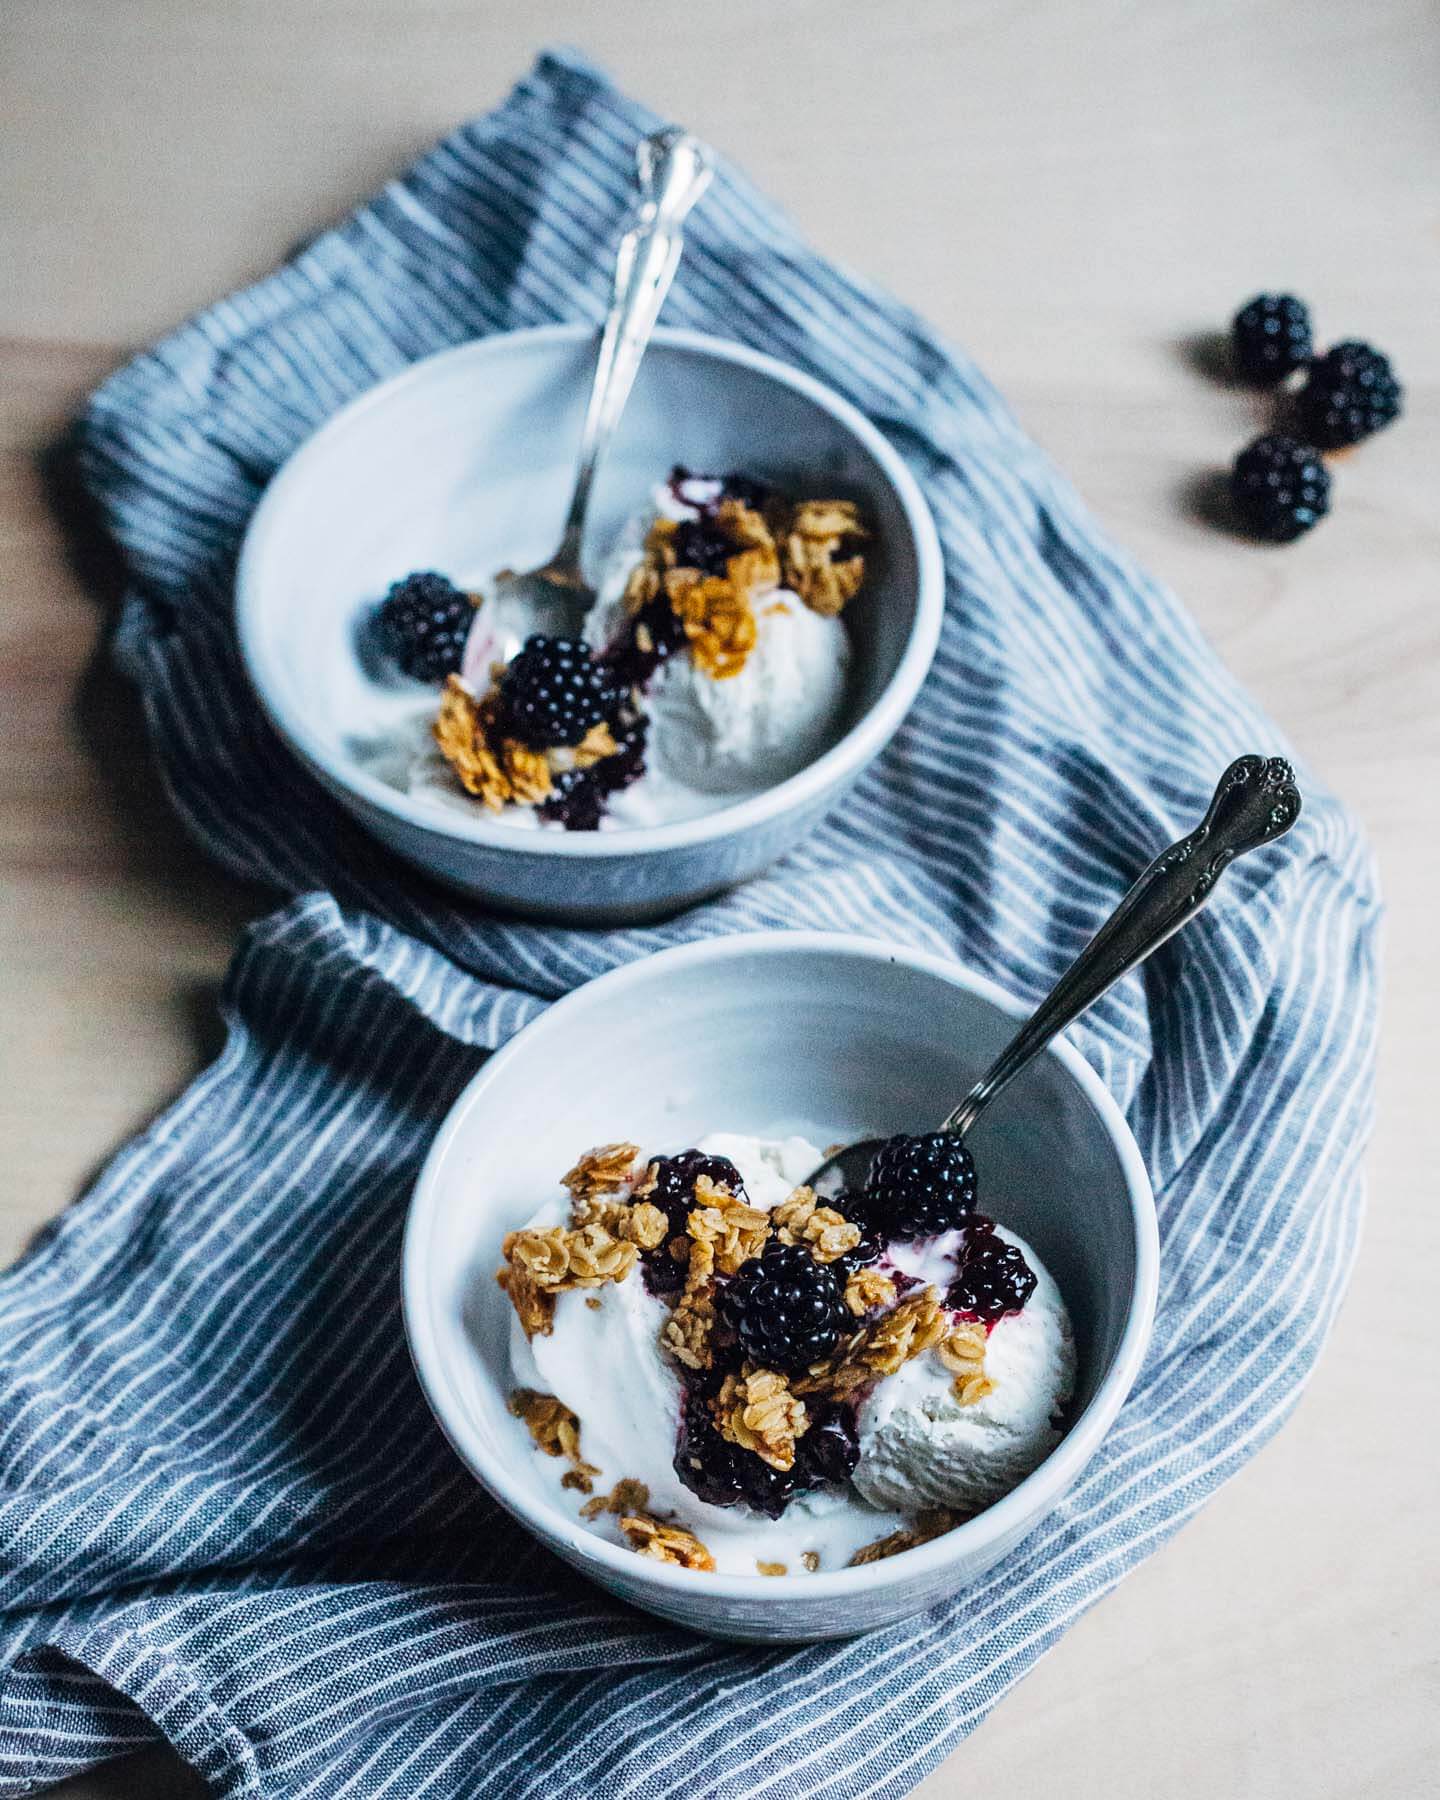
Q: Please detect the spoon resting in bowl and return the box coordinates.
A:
[490,126,714,645]
[805,754,1303,1194]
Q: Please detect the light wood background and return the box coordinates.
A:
[3,3,1437,1796]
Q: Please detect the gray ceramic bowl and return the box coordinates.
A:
[402,933,1159,1642]
[235,325,943,922]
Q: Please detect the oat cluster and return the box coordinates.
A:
[849,1507,960,1566]
[497,1143,662,1338]
[843,1266,898,1317]
[795,1288,954,1400]
[433,672,616,810]
[771,1185,861,1263]
[507,1389,600,1494]
[937,1318,995,1408]
[617,1512,716,1571]
[622,495,867,681]
[714,1367,810,1472]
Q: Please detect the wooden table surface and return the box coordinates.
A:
[4,3,1437,1795]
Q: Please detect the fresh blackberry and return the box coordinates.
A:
[831,1191,888,1275]
[718,1243,848,1373]
[1299,340,1402,448]
[499,635,618,750]
[673,1407,796,1517]
[865,1133,977,1240]
[375,572,472,681]
[671,517,734,576]
[535,712,649,833]
[946,1217,1036,1322]
[1231,294,1312,384]
[1230,435,1330,543]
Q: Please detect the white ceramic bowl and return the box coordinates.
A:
[236,325,943,922]
[403,933,1159,1642]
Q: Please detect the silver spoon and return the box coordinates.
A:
[805,755,1303,1195]
[491,127,714,642]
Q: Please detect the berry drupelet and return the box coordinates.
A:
[499,635,619,750]
[717,1243,849,1373]
[946,1217,1037,1322]
[1299,340,1403,448]
[375,572,473,681]
[865,1133,977,1239]
[1229,435,1331,543]
[1231,294,1312,384]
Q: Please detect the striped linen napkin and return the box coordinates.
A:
[1,49,1379,1800]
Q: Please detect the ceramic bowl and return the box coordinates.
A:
[235,325,943,923]
[402,933,1159,1642]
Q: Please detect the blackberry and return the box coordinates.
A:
[831,1191,888,1275]
[1299,340,1402,448]
[671,517,734,577]
[718,1244,848,1373]
[375,572,472,681]
[946,1217,1036,1322]
[793,1401,860,1487]
[600,595,686,691]
[673,1407,796,1517]
[499,635,618,750]
[1230,435,1330,543]
[1231,294,1312,384]
[536,714,649,833]
[865,1133,977,1240]
[673,1394,859,1517]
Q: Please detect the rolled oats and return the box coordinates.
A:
[714,1368,809,1472]
[843,1266,898,1317]
[618,1512,716,1572]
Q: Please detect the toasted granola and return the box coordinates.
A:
[661,1234,716,1371]
[618,1512,716,1571]
[936,1319,994,1408]
[757,1560,787,1577]
[673,575,758,680]
[562,1143,642,1199]
[770,1186,861,1264]
[433,677,511,810]
[801,1550,821,1573]
[495,1261,554,1338]
[843,1266,898,1317]
[687,1176,771,1275]
[714,1367,809,1472]
[849,1507,958,1566]
[508,1389,600,1492]
[783,498,868,618]
[795,1288,950,1399]
[579,1477,651,1520]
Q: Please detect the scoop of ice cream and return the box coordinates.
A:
[643,592,849,793]
[852,1226,1075,1515]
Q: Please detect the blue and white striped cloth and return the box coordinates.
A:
[2,49,1380,1800]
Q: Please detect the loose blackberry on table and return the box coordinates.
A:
[1231,293,1313,384]
[1299,339,1402,448]
[865,1132,977,1239]
[1229,435,1331,543]
[375,571,473,681]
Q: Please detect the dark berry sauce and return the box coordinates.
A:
[945,1215,1037,1324]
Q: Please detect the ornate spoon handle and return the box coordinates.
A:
[942,756,1303,1137]
[549,128,714,579]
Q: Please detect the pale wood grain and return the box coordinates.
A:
[3,2,1437,1796]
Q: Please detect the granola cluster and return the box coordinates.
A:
[622,493,867,682]
[497,1142,657,1337]
[507,1389,600,1494]
[713,1368,809,1472]
[849,1507,961,1566]
[793,1289,987,1404]
[434,673,618,813]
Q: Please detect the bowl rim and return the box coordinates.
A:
[402,931,1160,1606]
[235,322,945,860]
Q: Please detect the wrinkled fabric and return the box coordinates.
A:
[0,50,1378,1800]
